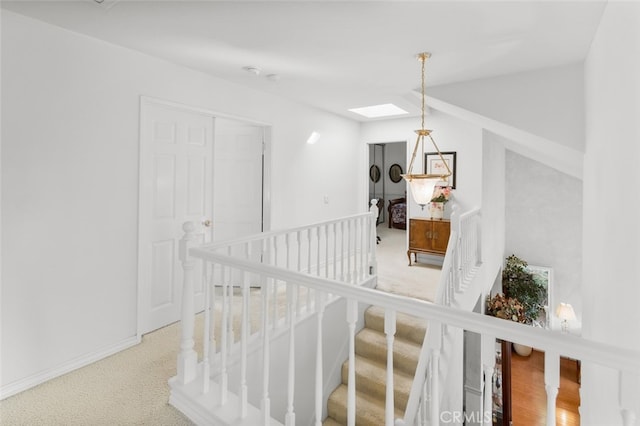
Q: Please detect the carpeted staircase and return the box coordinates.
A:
[324,305,428,425]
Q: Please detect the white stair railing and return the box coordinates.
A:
[401,206,482,426]
[455,207,482,290]
[170,211,640,426]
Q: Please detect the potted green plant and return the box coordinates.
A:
[501,254,546,325]
[486,255,547,356]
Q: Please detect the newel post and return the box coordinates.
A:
[177,221,198,385]
[369,200,379,275]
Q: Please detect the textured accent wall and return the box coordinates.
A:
[504,150,583,326]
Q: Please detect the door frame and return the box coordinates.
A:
[136,96,272,339]
[363,140,408,215]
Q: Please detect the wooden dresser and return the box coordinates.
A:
[407,218,450,265]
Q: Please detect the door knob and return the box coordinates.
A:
[202,219,212,228]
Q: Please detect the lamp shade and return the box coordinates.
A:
[555,303,576,321]
[405,175,441,208]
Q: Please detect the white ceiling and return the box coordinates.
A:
[2,0,607,121]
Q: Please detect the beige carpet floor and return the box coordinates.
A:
[0,225,439,425]
[374,225,441,302]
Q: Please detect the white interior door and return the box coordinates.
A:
[138,98,213,335]
[213,118,264,241]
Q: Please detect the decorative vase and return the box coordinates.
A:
[513,343,533,357]
[429,202,444,219]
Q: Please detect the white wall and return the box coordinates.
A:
[0,10,361,396]
[582,2,640,424]
[429,63,586,153]
[360,112,483,221]
[480,131,506,300]
[504,149,583,327]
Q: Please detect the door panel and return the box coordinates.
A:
[139,100,213,334]
[151,239,175,307]
[213,119,264,242]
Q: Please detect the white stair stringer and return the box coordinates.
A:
[169,366,283,426]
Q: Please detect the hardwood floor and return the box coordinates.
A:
[510,349,581,425]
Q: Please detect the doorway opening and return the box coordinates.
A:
[368,141,406,229]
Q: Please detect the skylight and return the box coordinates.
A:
[348,103,408,119]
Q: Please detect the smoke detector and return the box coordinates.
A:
[242,66,262,76]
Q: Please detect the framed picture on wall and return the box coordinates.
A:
[389,163,403,183]
[425,151,456,188]
[369,164,381,183]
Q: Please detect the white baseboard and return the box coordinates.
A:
[0,336,140,400]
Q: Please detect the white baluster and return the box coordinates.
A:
[325,224,329,278]
[429,349,440,425]
[369,213,377,276]
[430,349,440,426]
[285,283,297,426]
[306,227,313,310]
[227,247,235,353]
[346,298,358,426]
[421,364,429,426]
[307,228,312,275]
[356,217,361,281]
[347,219,352,283]
[295,231,301,272]
[177,222,198,385]
[261,274,271,424]
[219,265,229,404]
[314,291,326,426]
[331,223,340,280]
[316,226,321,277]
[359,217,365,280]
[340,221,345,282]
[285,232,291,270]
[385,309,396,426]
[475,215,482,265]
[209,260,218,367]
[480,364,495,425]
[272,237,278,329]
[544,350,559,426]
[239,273,249,419]
[272,280,279,329]
[363,216,369,280]
[354,218,360,280]
[202,262,211,394]
[481,333,496,426]
[428,321,442,426]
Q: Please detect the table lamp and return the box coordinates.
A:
[556,302,576,333]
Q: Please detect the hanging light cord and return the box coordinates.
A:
[420,53,426,130]
[403,52,451,180]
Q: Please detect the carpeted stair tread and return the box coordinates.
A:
[322,417,342,426]
[364,305,428,345]
[354,328,421,376]
[325,383,403,426]
[340,355,413,412]
[323,306,427,426]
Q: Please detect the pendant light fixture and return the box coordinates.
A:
[401,53,452,209]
